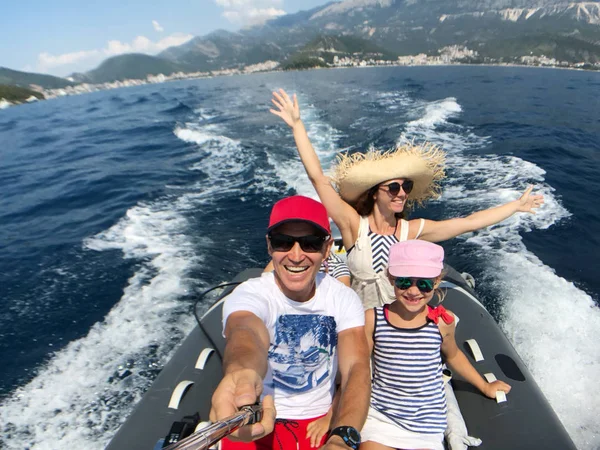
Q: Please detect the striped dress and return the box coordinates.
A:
[370,306,447,434]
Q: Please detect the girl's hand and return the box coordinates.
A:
[483,380,512,399]
[517,185,544,213]
[306,411,332,448]
[270,89,301,128]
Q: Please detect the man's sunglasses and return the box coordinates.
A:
[379,180,414,196]
[394,277,435,293]
[268,233,329,253]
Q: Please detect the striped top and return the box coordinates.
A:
[370,306,447,434]
[368,229,399,274]
[319,253,350,280]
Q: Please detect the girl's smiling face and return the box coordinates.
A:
[391,276,441,314]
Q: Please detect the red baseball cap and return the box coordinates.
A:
[267,196,331,235]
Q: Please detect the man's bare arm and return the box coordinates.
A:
[325,326,371,449]
[209,311,275,441]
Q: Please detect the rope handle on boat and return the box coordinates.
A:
[162,403,263,450]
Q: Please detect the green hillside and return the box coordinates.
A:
[0,84,44,103]
[479,33,600,64]
[282,55,328,70]
[290,35,397,65]
[82,53,184,83]
[0,67,74,89]
[304,35,396,58]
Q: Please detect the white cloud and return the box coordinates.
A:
[38,49,101,69]
[36,33,194,75]
[152,20,164,32]
[215,0,286,26]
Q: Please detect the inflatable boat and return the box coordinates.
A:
[106,266,577,450]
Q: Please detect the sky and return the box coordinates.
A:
[0,0,331,77]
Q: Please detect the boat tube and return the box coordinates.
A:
[106,267,576,450]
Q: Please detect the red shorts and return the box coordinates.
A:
[220,415,328,450]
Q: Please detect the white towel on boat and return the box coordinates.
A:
[444,383,482,449]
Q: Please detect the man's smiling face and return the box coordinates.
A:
[267,221,331,302]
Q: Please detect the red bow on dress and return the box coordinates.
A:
[427,305,454,324]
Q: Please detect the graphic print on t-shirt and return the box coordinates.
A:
[268,314,337,392]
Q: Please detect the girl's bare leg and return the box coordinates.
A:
[361,443,433,450]
[359,441,395,450]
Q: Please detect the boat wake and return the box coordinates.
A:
[0,110,276,449]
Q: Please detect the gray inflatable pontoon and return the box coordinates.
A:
[106,267,576,450]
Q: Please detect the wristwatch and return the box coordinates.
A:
[328,426,361,450]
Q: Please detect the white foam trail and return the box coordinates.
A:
[374,90,413,111]
[493,251,600,450]
[0,199,199,449]
[0,99,13,110]
[400,96,598,449]
[193,107,217,121]
[175,125,246,176]
[0,112,260,450]
[407,97,462,129]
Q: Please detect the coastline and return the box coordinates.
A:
[2,60,599,110]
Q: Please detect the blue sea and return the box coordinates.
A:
[1,66,599,449]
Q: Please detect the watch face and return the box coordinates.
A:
[346,427,361,445]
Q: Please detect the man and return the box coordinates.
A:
[210,195,370,450]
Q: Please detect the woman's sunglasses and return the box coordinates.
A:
[268,233,328,253]
[379,180,414,196]
[394,277,435,293]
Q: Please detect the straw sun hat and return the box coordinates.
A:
[330,142,446,207]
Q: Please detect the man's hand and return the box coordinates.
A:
[209,368,276,441]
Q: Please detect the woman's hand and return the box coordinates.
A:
[270,88,301,128]
[306,410,332,448]
[482,379,512,399]
[517,185,545,213]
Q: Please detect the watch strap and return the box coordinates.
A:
[329,426,361,450]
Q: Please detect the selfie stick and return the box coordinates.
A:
[163,404,263,450]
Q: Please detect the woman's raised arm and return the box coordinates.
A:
[270,89,359,244]
[416,185,544,243]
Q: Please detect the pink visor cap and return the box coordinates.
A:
[388,240,444,278]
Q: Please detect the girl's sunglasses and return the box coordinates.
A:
[268,233,328,253]
[394,277,435,293]
[379,180,414,196]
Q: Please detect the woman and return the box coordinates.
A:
[270,89,544,308]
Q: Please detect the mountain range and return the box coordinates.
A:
[0,67,75,89]
[5,0,600,88]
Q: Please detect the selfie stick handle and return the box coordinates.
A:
[162,404,263,450]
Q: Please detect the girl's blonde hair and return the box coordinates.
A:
[432,270,447,305]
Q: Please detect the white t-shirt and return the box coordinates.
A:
[222,272,365,420]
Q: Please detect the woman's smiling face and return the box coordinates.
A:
[374,178,411,214]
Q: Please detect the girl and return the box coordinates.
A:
[361,240,511,450]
